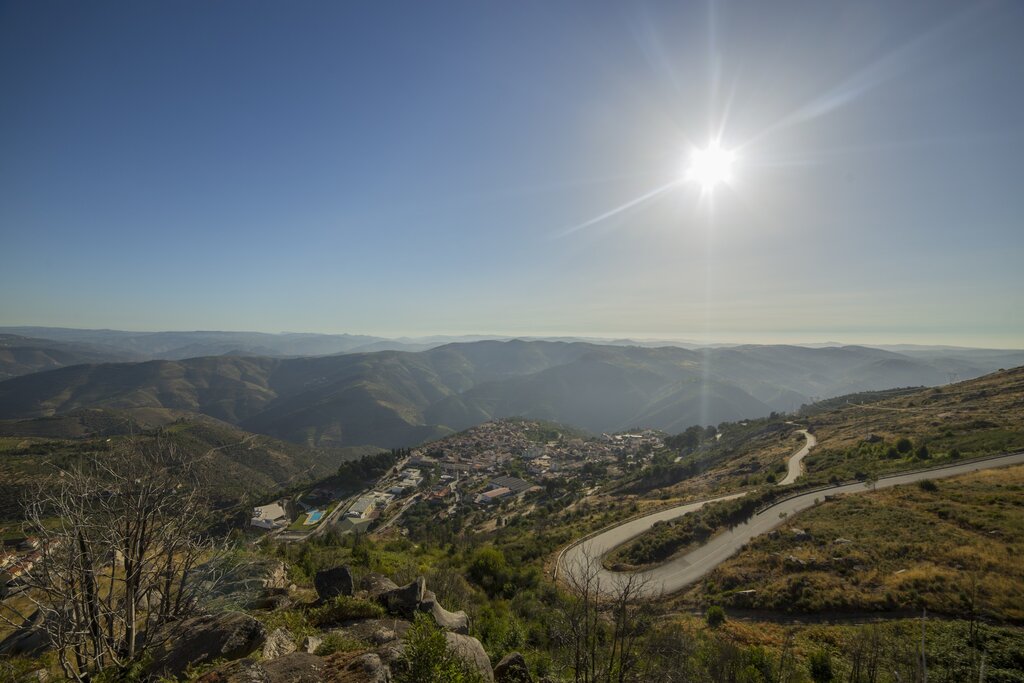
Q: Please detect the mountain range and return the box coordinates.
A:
[1,334,1021,449]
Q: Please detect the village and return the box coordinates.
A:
[247,419,666,542]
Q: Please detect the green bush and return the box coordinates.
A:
[396,613,485,683]
[309,596,386,627]
[706,605,727,628]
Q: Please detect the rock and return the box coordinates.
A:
[263,561,291,590]
[198,653,330,683]
[445,632,494,682]
[148,611,267,678]
[419,589,470,634]
[379,577,425,618]
[315,565,355,601]
[195,658,268,683]
[331,617,411,645]
[371,627,398,645]
[360,573,399,599]
[301,635,322,654]
[251,588,294,611]
[264,653,332,682]
[494,651,533,683]
[332,652,391,683]
[262,628,296,660]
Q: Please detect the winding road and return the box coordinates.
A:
[778,429,816,485]
[559,446,1024,598]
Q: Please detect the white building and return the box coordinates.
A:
[250,502,288,530]
[348,496,377,519]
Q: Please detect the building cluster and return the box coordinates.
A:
[1,536,47,593]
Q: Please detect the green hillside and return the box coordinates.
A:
[0,409,369,526]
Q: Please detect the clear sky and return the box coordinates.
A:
[1,1,1022,347]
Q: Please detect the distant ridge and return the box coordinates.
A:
[0,339,1021,449]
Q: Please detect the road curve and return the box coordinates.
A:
[779,430,816,485]
[558,451,1024,598]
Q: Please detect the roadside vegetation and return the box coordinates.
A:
[692,465,1024,621]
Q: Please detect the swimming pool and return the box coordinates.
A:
[304,510,324,525]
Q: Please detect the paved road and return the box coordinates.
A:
[559,451,1024,598]
[778,430,816,485]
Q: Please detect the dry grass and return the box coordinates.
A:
[687,463,1024,621]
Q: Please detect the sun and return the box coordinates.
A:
[685,141,736,192]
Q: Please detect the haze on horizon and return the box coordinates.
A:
[1,1,1022,348]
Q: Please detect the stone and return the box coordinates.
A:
[371,627,398,645]
[262,561,291,590]
[445,632,494,682]
[419,589,470,634]
[359,573,398,599]
[344,653,391,683]
[301,635,322,654]
[263,652,332,682]
[494,651,533,683]
[379,577,425,618]
[195,658,268,683]
[197,653,331,683]
[262,627,297,660]
[148,611,267,678]
[315,565,355,601]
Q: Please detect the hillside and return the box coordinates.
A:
[0,341,1020,449]
[0,409,372,525]
[0,333,137,380]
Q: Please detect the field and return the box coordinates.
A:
[688,464,1024,621]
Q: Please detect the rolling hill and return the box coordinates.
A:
[0,408,375,523]
[0,340,1020,449]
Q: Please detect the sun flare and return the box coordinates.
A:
[686,142,736,192]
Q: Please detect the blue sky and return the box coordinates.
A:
[1,1,1022,347]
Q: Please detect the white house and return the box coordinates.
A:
[250,502,289,530]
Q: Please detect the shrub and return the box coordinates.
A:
[808,649,833,682]
[309,596,385,627]
[896,438,913,454]
[396,612,485,683]
[915,445,930,460]
[706,605,726,628]
[918,479,938,492]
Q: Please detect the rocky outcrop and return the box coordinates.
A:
[315,565,355,601]
[359,573,398,599]
[494,652,533,683]
[419,589,470,634]
[378,577,425,618]
[446,632,495,682]
[148,611,267,678]
[262,627,297,659]
[301,635,323,654]
[177,569,487,682]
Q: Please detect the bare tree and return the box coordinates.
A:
[1,436,223,681]
[555,546,661,683]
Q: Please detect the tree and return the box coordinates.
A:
[915,445,930,460]
[1,436,223,681]
[808,649,834,682]
[556,546,659,683]
[895,438,913,455]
